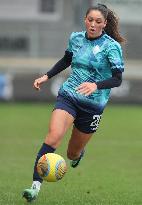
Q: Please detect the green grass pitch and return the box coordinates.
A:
[0,103,142,205]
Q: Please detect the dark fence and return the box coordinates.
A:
[0,72,142,104]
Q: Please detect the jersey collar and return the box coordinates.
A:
[85,31,105,41]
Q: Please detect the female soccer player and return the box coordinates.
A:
[23,3,125,202]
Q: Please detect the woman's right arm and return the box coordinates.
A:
[46,50,73,79]
[33,50,73,90]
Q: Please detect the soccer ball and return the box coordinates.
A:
[37,153,67,182]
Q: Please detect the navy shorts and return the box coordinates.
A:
[54,93,103,134]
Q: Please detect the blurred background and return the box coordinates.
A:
[0,1,142,204]
[0,0,142,104]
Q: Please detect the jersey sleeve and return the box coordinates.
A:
[66,32,74,53]
[106,42,124,73]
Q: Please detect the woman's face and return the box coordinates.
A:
[85,9,107,38]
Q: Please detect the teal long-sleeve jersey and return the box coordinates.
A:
[59,31,124,112]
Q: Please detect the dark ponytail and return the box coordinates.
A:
[86,4,126,44]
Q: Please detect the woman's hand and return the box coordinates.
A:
[76,82,97,96]
[33,74,48,91]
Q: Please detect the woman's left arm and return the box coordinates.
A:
[76,42,124,96]
[96,69,122,89]
[76,70,122,96]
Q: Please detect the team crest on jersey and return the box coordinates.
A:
[92,45,101,55]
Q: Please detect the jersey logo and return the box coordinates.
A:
[92,45,101,55]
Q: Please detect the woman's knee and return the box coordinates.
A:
[45,130,63,148]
